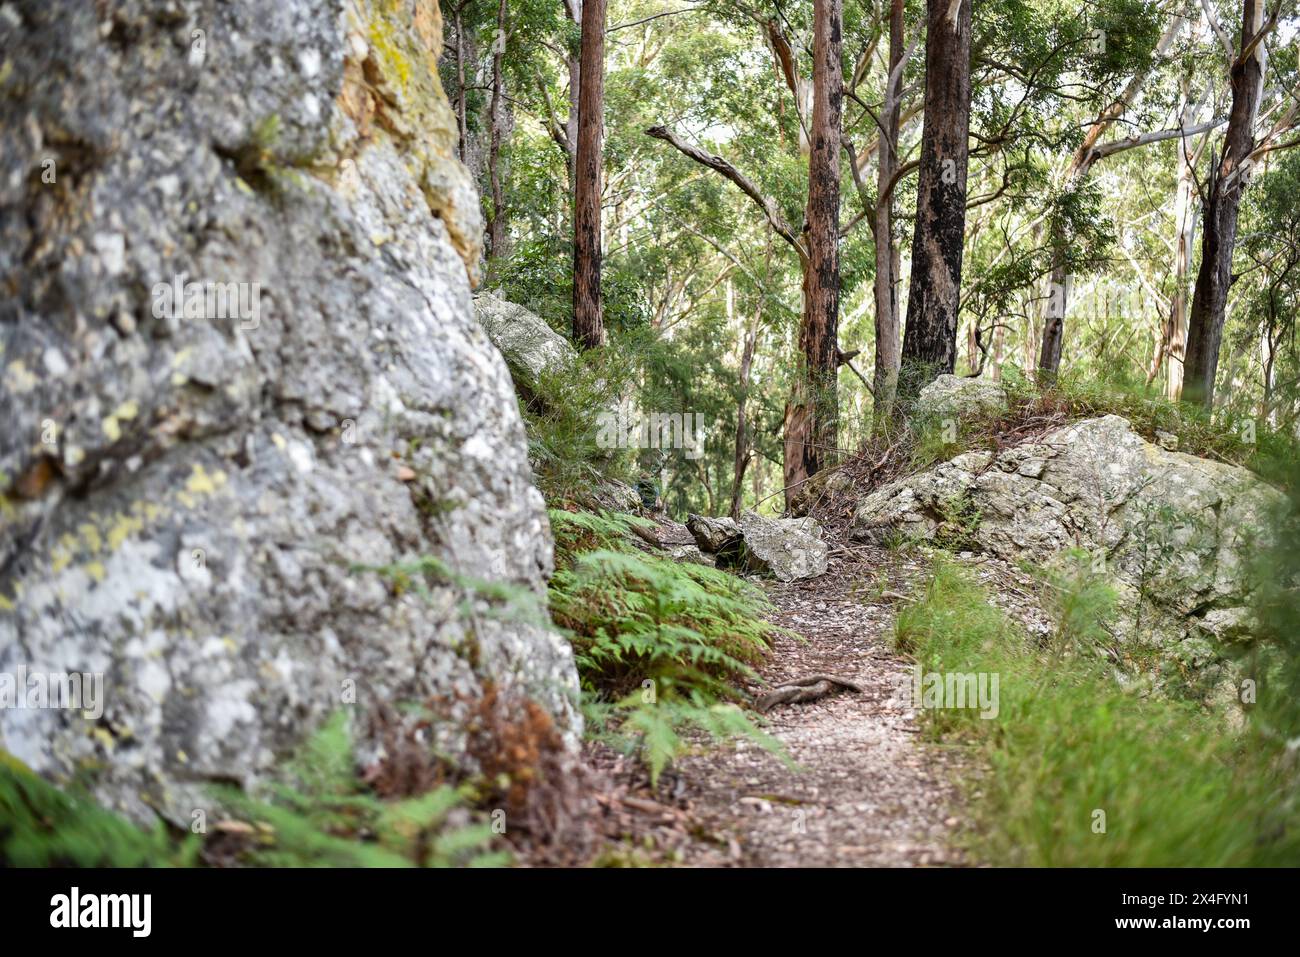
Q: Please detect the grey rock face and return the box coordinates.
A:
[686,514,742,553]
[738,512,829,582]
[915,374,1008,419]
[473,292,576,394]
[851,415,1281,687]
[0,0,579,822]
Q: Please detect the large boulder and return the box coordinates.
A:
[0,0,578,823]
[686,513,742,553]
[915,374,1008,420]
[473,292,576,395]
[738,512,829,582]
[851,415,1283,691]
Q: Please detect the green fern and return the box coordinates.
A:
[0,752,198,867]
[549,509,785,781]
[212,713,509,868]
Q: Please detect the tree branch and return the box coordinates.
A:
[1090,116,1228,161]
[645,125,807,259]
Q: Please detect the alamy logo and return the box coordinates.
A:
[50,887,151,937]
[151,273,261,329]
[0,665,104,719]
[596,403,706,459]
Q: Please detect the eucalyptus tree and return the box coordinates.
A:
[899,0,974,384]
[574,0,609,347]
[1184,0,1293,408]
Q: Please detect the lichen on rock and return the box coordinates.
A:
[851,413,1282,699]
[0,0,576,824]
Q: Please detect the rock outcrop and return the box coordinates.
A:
[915,374,1008,420]
[473,292,576,395]
[682,512,827,581]
[0,0,578,823]
[732,512,828,581]
[852,413,1282,686]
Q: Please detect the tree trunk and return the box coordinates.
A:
[1036,14,1187,379]
[564,1,581,203]
[783,0,842,508]
[1184,0,1267,408]
[871,0,904,423]
[1036,255,1074,378]
[730,302,761,520]
[900,0,973,390]
[453,4,470,165]
[486,0,510,259]
[572,0,606,348]
[1162,77,1198,400]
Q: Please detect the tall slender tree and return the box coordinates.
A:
[900,0,974,387]
[573,0,606,348]
[1184,0,1273,407]
[486,0,511,259]
[871,0,907,421]
[784,0,844,500]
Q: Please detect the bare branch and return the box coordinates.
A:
[1090,116,1228,160]
[607,8,701,32]
[1199,0,1235,63]
[645,125,807,259]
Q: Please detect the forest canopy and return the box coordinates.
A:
[444,0,1299,515]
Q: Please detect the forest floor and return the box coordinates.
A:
[573,546,1052,868]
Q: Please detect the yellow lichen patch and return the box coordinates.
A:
[0,593,14,612]
[85,561,106,583]
[177,464,229,508]
[78,522,103,554]
[101,399,141,442]
[51,547,72,574]
[107,512,145,552]
[4,359,38,394]
[185,464,227,497]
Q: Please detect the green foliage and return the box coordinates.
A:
[895,557,1300,865]
[521,336,642,501]
[0,716,509,869]
[548,509,783,781]
[0,752,197,867]
[213,713,509,868]
[1034,548,1118,658]
[1243,455,1300,759]
[491,237,649,338]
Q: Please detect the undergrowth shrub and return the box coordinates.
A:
[525,344,638,501]
[548,509,784,782]
[1,714,511,868]
[210,712,509,868]
[0,752,197,867]
[895,556,1300,866]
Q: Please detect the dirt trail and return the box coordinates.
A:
[583,547,976,867]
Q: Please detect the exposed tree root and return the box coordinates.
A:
[756,673,866,712]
